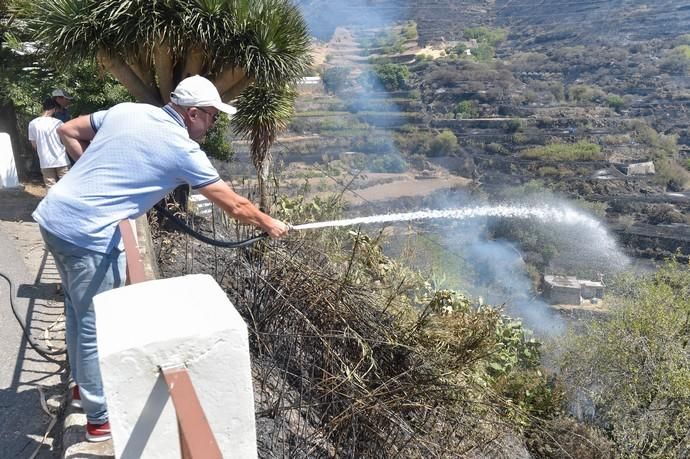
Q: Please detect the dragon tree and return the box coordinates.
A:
[30,0,312,209]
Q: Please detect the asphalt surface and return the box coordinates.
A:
[0,216,66,457]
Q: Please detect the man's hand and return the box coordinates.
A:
[199,180,290,239]
[264,218,290,239]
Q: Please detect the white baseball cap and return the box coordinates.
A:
[51,89,73,99]
[170,75,237,115]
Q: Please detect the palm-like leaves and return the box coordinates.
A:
[31,0,311,96]
[232,84,296,209]
[29,0,312,194]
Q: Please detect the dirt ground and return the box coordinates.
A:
[326,173,471,205]
[0,182,47,274]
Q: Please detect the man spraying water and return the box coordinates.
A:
[33,75,289,442]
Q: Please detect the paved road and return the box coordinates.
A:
[0,201,66,458]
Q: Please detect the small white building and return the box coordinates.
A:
[543,275,605,305]
[298,76,322,85]
[0,133,20,188]
[297,76,323,93]
[620,161,656,176]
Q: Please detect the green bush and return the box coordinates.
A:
[449,43,467,56]
[463,26,507,47]
[505,118,524,133]
[560,260,690,457]
[536,166,562,177]
[661,44,690,73]
[485,142,510,155]
[427,130,459,156]
[655,157,690,190]
[472,43,495,61]
[629,120,678,157]
[454,100,479,119]
[394,129,434,155]
[369,63,410,91]
[402,21,418,40]
[568,84,605,103]
[415,53,434,63]
[521,141,603,161]
[367,153,408,173]
[322,67,351,94]
[511,133,528,144]
[606,94,625,110]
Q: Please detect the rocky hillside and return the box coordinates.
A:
[284,0,690,262]
[496,0,690,43]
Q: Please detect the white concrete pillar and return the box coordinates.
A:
[0,133,20,188]
[94,274,258,459]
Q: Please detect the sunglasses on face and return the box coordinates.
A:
[196,107,220,123]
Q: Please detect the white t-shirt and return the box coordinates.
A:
[27,116,70,169]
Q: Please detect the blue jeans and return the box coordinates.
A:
[40,227,126,424]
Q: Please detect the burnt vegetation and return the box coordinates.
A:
[153,0,690,457]
[152,203,615,458]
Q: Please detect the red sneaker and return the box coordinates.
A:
[71,385,82,409]
[86,421,112,442]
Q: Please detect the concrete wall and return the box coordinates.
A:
[549,287,581,305]
[94,274,258,458]
[0,133,20,188]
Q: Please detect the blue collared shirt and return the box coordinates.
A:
[53,108,70,123]
[33,102,220,253]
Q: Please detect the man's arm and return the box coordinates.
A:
[30,141,37,151]
[198,180,289,239]
[57,115,95,161]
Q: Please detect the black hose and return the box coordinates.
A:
[0,271,65,365]
[154,203,269,249]
[2,205,266,366]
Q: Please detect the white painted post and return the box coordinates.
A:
[0,133,20,188]
[94,274,258,459]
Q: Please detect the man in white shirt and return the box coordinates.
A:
[28,98,70,187]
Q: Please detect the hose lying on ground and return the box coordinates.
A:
[0,271,65,365]
[3,205,267,364]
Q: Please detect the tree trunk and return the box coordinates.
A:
[179,46,205,80]
[214,68,245,97]
[257,151,271,212]
[153,42,175,104]
[98,50,163,106]
[221,75,254,101]
[129,55,157,95]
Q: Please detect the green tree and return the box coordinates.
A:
[401,21,418,40]
[322,67,351,94]
[661,45,690,73]
[1,1,133,176]
[454,100,479,119]
[606,94,625,111]
[560,260,690,457]
[30,0,312,209]
[368,63,410,91]
[428,129,458,156]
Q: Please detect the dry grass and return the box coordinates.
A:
[153,206,524,457]
[151,200,609,458]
